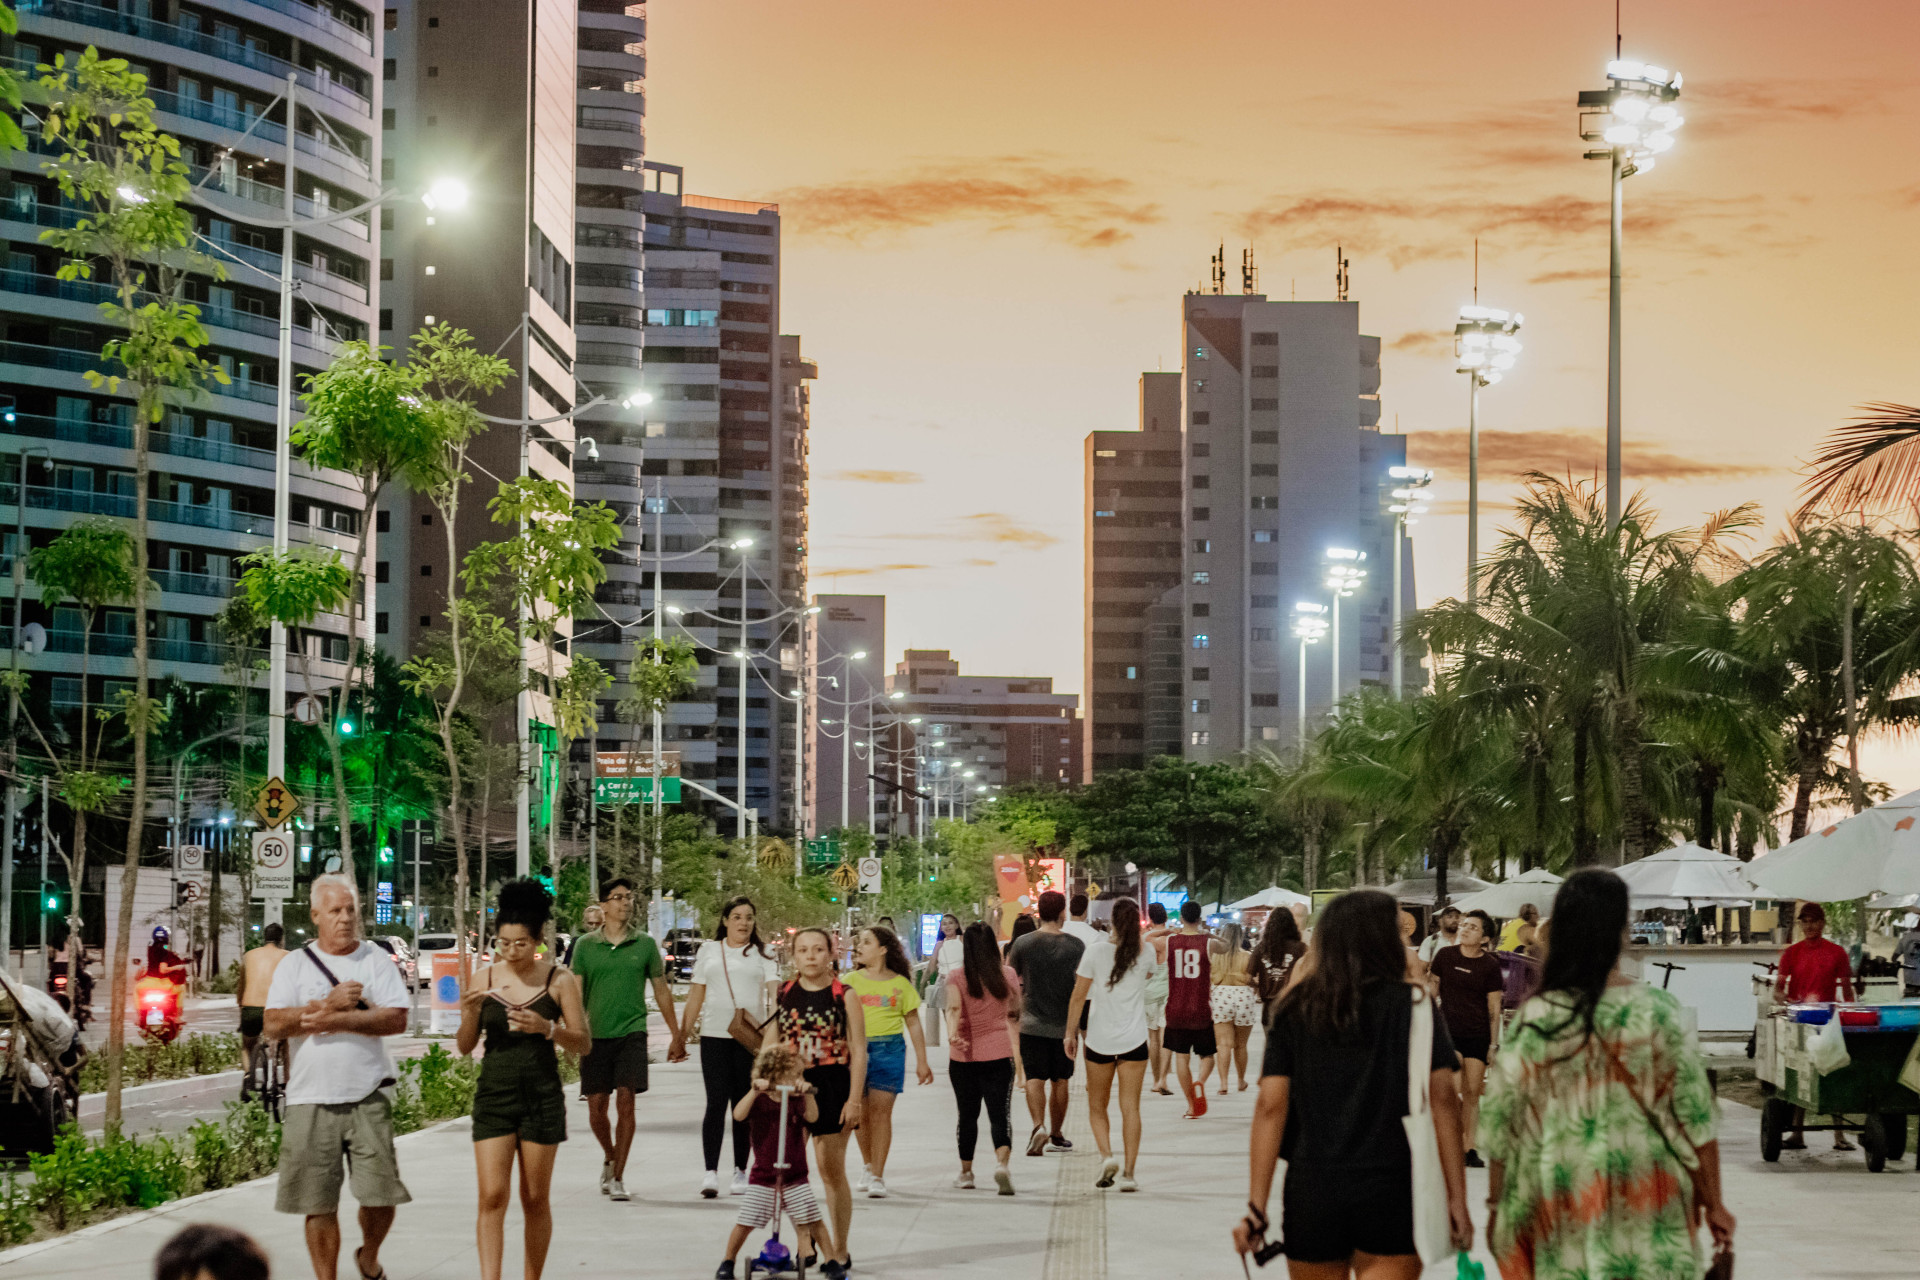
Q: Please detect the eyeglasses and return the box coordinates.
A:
[605,892,635,902]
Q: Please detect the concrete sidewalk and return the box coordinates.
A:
[6,1041,1918,1279]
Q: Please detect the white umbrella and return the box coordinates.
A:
[1381,870,1494,905]
[1615,842,1756,908]
[1227,886,1312,912]
[1746,789,1920,900]
[1450,868,1565,918]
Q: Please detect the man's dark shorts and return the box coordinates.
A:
[239,1005,264,1038]
[1019,1032,1075,1082]
[580,1031,650,1097]
[1164,1024,1217,1058]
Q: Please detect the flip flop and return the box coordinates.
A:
[1779,1137,1807,1150]
[353,1247,387,1280]
[1833,1138,1857,1151]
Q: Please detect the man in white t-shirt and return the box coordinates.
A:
[266,874,412,1280]
[1419,906,1461,965]
[1063,894,1101,947]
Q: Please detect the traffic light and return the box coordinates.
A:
[537,873,555,894]
[338,718,356,736]
[378,846,394,865]
[42,882,60,913]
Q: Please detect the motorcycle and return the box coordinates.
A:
[47,957,94,1030]
[134,973,184,1044]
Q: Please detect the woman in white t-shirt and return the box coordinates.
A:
[924,915,963,1047]
[1064,897,1157,1193]
[680,896,780,1199]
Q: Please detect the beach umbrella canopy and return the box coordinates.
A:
[1615,842,1756,908]
[1746,790,1920,901]
[1450,868,1566,919]
[1381,870,1494,905]
[1226,886,1312,912]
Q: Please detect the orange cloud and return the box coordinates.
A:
[1389,329,1453,356]
[958,512,1059,550]
[814,563,936,578]
[777,156,1163,249]
[832,469,923,485]
[1407,428,1783,484]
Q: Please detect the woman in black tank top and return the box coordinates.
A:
[456,880,590,1280]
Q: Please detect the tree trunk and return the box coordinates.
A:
[1695,762,1721,849]
[1788,726,1828,842]
[1525,750,1549,873]
[1841,581,1866,813]
[1572,721,1596,866]
[1617,703,1653,862]
[1433,830,1451,908]
[107,390,156,1130]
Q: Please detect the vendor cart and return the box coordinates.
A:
[1,965,86,1158]
[1754,1002,1920,1172]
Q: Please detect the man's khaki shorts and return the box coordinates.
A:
[274,1091,413,1216]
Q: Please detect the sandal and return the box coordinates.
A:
[1833,1137,1857,1152]
[353,1247,387,1280]
[1779,1136,1807,1150]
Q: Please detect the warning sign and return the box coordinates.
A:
[253,777,301,829]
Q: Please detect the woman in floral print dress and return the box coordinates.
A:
[1479,870,1736,1280]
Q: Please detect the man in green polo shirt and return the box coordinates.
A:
[570,876,685,1201]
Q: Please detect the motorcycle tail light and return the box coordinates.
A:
[142,991,164,1003]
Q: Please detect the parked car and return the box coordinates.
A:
[373,936,418,989]
[664,929,701,982]
[413,932,461,988]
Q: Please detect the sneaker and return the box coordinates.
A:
[1049,1133,1073,1151]
[715,1263,736,1280]
[1095,1157,1119,1189]
[731,1168,749,1196]
[1026,1127,1049,1158]
[701,1170,719,1199]
[856,1166,872,1193]
[867,1175,888,1199]
[1464,1149,1485,1169]
[1117,1174,1138,1193]
[609,1179,630,1201]
[600,1160,614,1195]
[994,1167,1014,1196]
[953,1170,975,1190]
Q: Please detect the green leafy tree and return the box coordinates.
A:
[396,325,510,973]
[25,519,137,983]
[611,636,699,891]
[38,48,230,1129]
[0,4,24,152]
[1073,757,1280,902]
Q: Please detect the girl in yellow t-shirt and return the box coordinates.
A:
[844,925,933,1198]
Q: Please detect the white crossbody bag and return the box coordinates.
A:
[1402,988,1453,1266]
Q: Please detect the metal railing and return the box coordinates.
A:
[151,569,238,598]
[0,412,276,472]
[0,484,274,535]
[18,0,372,116]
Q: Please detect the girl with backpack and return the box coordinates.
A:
[773,927,867,1274]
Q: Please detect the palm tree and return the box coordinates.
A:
[1798,403,1920,518]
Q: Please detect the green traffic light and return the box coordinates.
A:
[44,894,59,911]
[339,719,356,736]
[379,847,394,864]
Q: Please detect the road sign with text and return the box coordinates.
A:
[594,776,681,804]
[252,830,295,899]
[596,750,681,778]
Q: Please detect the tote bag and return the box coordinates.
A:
[1402,989,1453,1266]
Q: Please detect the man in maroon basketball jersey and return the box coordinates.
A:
[1163,900,1217,1118]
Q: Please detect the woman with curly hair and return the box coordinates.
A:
[457,878,590,1280]
[846,924,932,1197]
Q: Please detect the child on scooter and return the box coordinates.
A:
[716,1042,845,1280]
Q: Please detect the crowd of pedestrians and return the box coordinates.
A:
[184,861,1741,1280]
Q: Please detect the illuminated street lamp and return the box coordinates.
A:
[1384,466,1433,697]
[1579,57,1684,528]
[1292,603,1329,748]
[1323,548,1367,714]
[1452,305,1521,608]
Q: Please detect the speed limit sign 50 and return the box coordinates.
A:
[252,830,295,900]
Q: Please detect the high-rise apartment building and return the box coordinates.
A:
[1180,292,1418,758]
[805,594,884,838]
[1083,372,1183,778]
[3,2,381,743]
[888,650,1080,817]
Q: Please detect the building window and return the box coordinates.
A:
[384,9,397,29]
[1191,634,1209,649]
[375,611,389,634]
[382,108,395,129]
[419,564,431,577]
[1192,346,1209,359]
[1251,463,1278,476]
[427,66,439,77]
[1191,475,1209,490]
[1191,443,1209,458]
[420,615,431,628]
[378,308,393,330]
[1191,412,1209,425]
[1094,509,1115,518]
[1193,539,1211,554]
[1251,398,1278,411]
[376,510,391,533]
[1251,431,1278,444]
[1190,699,1210,714]
[1261,726,1281,740]
[375,561,389,583]
[421,513,433,526]
[1251,693,1279,707]
[1251,596,1277,609]
[1095,449,1116,458]
[383,58,395,79]
[1190,730,1210,745]
[380,259,394,280]
[1252,332,1278,346]
[1251,496,1277,510]
[1124,666,1137,679]
[1192,571,1210,584]
[1191,379,1206,392]
[1253,530,1274,543]
[1252,365,1278,378]
[1192,667,1210,681]
[1251,628,1276,641]
[1191,604,1210,618]
[1252,562,1277,576]
[1191,507,1210,522]
[381,159,394,179]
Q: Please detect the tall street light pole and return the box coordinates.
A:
[1323,548,1365,714]
[1579,57,1684,528]
[1291,603,1327,750]
[1384,467,1432,697]
[1454,308,1522,605]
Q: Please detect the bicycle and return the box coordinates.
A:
[241,1035,288,1122]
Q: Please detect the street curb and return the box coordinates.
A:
[0,1114,470,1269]
[75,1070,244,1114]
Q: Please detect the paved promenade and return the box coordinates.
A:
[6,1040,1919,1279]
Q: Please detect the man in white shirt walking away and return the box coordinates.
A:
[266,874,413,1280]
[1063,894,1101,947]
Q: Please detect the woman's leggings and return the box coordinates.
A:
[700,1036,757,1171]
[950,1056,1016,1162]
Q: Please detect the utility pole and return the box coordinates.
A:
[267,73,297,787]
[514,313,532,878]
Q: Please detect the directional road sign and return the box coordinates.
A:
[594,776,682,804]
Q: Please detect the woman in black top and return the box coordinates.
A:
[1231,889,1472,1278]
[458,879,591,1280]
[1249,909,1307,1023]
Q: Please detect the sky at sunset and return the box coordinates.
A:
[647,1,1920,792]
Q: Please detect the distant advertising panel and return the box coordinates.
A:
[1031,858,1068,898]
[919,913,942,960]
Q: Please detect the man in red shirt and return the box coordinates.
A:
[1774,901,1857,1150]
[1163,901,1216,1118]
